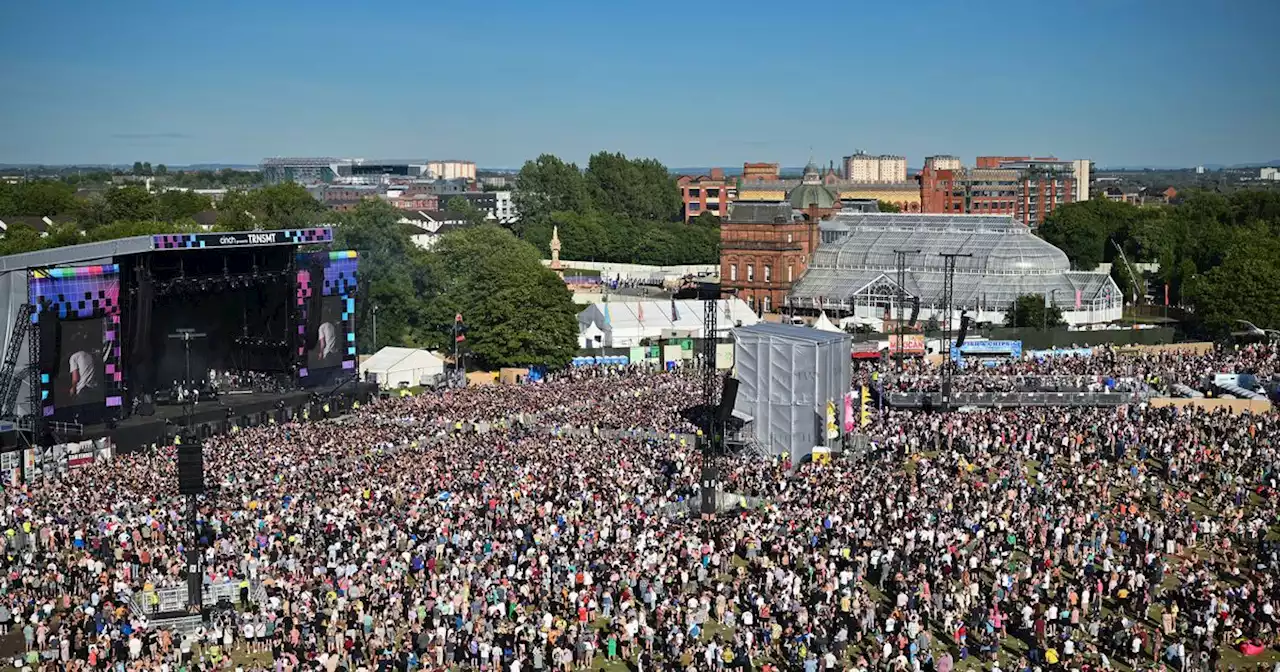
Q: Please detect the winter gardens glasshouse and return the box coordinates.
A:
[787,213,1124,326]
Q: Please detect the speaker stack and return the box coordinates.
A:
[176,440,205,496]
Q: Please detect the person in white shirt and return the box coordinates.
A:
[68,350,98,398]
[318,322,339,361]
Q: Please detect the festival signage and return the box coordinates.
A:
[888,334,925,355]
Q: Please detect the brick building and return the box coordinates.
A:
[919,155,1089,226]
[677,168,737,221]
[720,164,841,313]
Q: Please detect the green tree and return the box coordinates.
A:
[584,151,681,221]
[426,225,578,369]
[513,154,589,226]
[1003,294,1066,329]
[445,196,487,226]
[0,180,77,216]
[691,211,721,227]
[157,190,213,222]
[142,162,153,176]
[877,200,903,213]
[155,164,168,177]
[104,185,158,222]
[1183,239,1280,336]
[251,183,323,229]
[215,183,321,231]
[1038,200,1134,270]
[0,223,47,255]
[132,161,145,175]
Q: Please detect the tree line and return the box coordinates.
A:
[0,180,580,369]
[1038,190,1280,336]
[512,152,720,265]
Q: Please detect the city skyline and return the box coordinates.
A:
[1,0,1277,168]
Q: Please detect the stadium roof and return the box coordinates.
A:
[793,213,1120,310]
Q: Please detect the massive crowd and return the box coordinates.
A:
[0,349,1277,672]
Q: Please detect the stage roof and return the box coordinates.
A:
[0,227,334,274]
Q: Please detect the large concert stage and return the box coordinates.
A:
[0,228,364,477]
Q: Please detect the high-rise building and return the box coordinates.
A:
[919,156,1089,226]
[427,160,477,181]
[843,152,907,183]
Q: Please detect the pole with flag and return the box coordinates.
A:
[452,313,466,385]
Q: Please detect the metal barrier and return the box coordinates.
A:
[131,579,259,615]
[885,391,1132,408]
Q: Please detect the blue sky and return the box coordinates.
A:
[0,0,1276,169]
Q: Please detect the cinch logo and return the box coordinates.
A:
[248,233,277,244]
[219,237,238,245]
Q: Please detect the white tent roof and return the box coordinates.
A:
[577,298,759,341]
[812,312,842,333]
[362,347,445,374]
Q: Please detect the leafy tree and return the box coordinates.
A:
[425,225,578,369]
[157,190,213,222]
[132,161,145,175]
[104,185,158,222]
[215,183,321,231]
[142,162,153,176]
[691,212,721,227]
[1003,294,1065,329]
[445,196,487,227]
[155,164,168,177]
[0,180,77,216]
[877,200,903,213]
[584,151,681,221]
[250,183,323,229]
[513,154,589,226]
[0,223,47,256]
[1183,239,1280,336]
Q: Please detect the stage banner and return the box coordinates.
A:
[152,228,333,250]
[825,399,838,440]
[714,343,734,370]
[628,346,646,363]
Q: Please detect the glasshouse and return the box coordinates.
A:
[789,213,1124,325]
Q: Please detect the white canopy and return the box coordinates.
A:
[576,298,759,348]
[361,347,446,389]
[812,312,842,333]
[580,321,605,348]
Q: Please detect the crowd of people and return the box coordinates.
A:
[0,349,1277,672]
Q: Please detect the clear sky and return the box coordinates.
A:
[1,0,1277,169]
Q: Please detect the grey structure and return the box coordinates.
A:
[732,323,851,464]
[790,213,1123,325]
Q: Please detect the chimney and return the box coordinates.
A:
[710,167,724,180]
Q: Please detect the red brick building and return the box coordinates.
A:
[720,165,841,313]
[919,156,1085,226]
[677,168,736,222]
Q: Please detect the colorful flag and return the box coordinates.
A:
[1074,289,1082,309]
[842,392,855,433]
[638,302,644,322]
[1164,283,1169,306]
[825,400,839,440]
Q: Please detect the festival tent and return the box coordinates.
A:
[361,347,446,389]
[812,312,843,333]
[576,298,759,347]
[579,321,605,348]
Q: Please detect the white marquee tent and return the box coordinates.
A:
[812,312,842,333]
[577,298,759,348]
[361,347,446,389]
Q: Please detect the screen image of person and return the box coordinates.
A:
[308,296,344,369]
[56,320,105,407]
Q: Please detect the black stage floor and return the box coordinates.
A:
[80,381,376,453]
